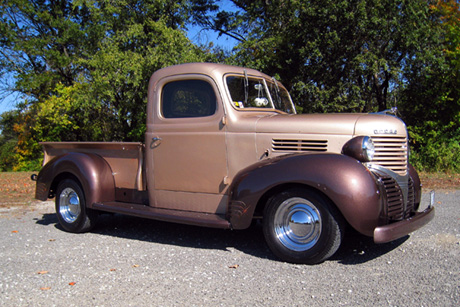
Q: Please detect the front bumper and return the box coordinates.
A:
[374,192,435,243]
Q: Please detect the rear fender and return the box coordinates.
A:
[228,153,381,236]
[35,152,115,207]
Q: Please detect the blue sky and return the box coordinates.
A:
[189,0,239,50]
[0,94,17,115]
[187,25,238,52]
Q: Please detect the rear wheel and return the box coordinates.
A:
[55,179,98,233]
[263,188,344,264]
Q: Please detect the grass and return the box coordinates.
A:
[0,171,458,207]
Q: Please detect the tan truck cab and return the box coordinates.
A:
[33,63,434,264]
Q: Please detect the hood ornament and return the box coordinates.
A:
[373,107,398,116]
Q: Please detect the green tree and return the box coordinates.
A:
[400,0,460,172]
[0,0,94,101]
[0,0,107,169]
[80,0,208,141]
[0,110,20,171]
[0,0,213,169]
[200,0,440,113]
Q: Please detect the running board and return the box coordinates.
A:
[92,201,231,229]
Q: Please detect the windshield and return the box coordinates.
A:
[226,76,296,114]
[266,79,296,114]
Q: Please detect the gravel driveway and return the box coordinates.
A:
[1,191,458,306]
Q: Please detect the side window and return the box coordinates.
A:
[162,80,217,118]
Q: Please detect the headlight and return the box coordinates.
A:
[342,136,375,162]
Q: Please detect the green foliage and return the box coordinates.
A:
[80,5,207,141]
[0,0,213,170]
[0,140,17,171]
[409,139,460,173]
[206,0,438,114]
[0,0,93,99]
[400,0,460,172]
[0,110,19,171]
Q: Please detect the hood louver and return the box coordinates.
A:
[272,139,328,152]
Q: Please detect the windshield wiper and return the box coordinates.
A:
[271,77,282,108]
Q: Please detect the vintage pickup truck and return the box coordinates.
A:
[33,63,434,264]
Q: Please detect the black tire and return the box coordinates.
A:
[263,188,344,264]
[55,179,98,233]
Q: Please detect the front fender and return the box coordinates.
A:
[35,152,115,207]
[229,153,381,236]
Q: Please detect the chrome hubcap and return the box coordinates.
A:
[59,187,81,223]
[274,197,322,251]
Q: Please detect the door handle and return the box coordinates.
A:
[150,137,162,149]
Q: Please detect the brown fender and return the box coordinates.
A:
[35,152,115,208]
[228,153,381,236]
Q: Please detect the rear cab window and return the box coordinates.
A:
[162,80,217,118]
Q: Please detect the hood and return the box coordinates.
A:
[255,113,407,137]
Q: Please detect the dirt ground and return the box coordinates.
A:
[0,172,36,206]
[418,171,460,190]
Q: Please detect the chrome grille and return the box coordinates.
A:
[272,139,327,152]
[406,177,415,216]
[380,176,405,221]
[374,172,416,222]
[371,136,408,176]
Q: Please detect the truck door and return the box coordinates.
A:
[146,75,228,214]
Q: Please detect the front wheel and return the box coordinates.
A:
[263,188,344,264]
[55,179,98,233]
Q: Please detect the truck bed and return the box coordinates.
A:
[41,142,145,191]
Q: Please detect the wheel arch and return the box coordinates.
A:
[253,183,338,219]
[49,172,82,198]
[228,153,382,236]
[36,152,116,207]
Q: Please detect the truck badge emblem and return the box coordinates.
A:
[374,129,397,135]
